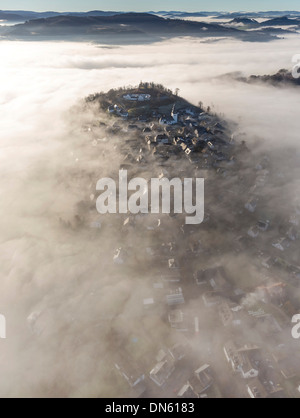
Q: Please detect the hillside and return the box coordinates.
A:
[3,12,271,42]
[86,83,194,118]
[261,16,300,26]
[238,69,300,87]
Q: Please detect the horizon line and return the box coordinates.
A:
[1,9,300,13]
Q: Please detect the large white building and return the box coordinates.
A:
[123,93,151,101]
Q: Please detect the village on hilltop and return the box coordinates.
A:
[74,83,300,398]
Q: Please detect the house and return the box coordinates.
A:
[194,316,199,334]
[188,238,203,254]
[219,302,242,327]
[166,288,185,306]
[257,283,287,305]
[114,357,145,392]
[159,116,177,126]
[168,310,189,332]
[194,271,206,285]
[155,348,168,363]
[272,237,291,252]
[123,93,151,101]
[255,172,268,187]
[287,226,298,241]
[168,258,179,269]
[128,124,139,130]
[261,256,275,269]
[113,248,127,265]
[138,115,148,122]
[162,269,181,283]
[245,197,258,213]
[247,378,268,398]
[189,364,214,395]
[155,134,170,144]
[248,226,260,238]
[185,107,197,116]
[213,151,227,162]
[198,112,211,121]
[159,106,179,126]
[173,136,184,146]
[149,358,175,387]
[177,384,198,398]
[168,342,188,361]
[212,122,225,133]
[206,267,231,293]
[185,146,194,156]
[224,341,260,379]
[201,133,214,143]
[180,143,188,152]
[271,347,296,380]
[120,110,129,118]
[202,292,222,308]
[143,298,155,309]
[289,214,299,226]
[257,220,270,231]
[108,104,129,118]
[195,267,230,292]
[207,141,215,150]
[114,104,122,113]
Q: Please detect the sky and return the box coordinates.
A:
[0,0,300,12]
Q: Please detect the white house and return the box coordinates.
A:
[245,197,258,213]
[159,116,177,126]
[224,341,259,379]
[166,288,185,306]
[123,93,151,101]
[114,362,145,388]
[149,359,175,387]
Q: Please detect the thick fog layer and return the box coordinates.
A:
[0,35,300,397]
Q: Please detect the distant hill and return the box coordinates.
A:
[229,18,259,26]
[214,11,300,19]
[5,12,250,42]
[0,11,27,21]
[1,10,297,42]
[0,10,61,20]
[0,9,123,21]
[261,16,300,26]
[235,69,300,87]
